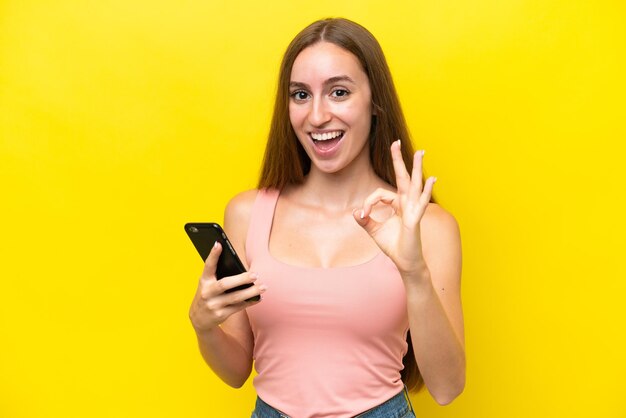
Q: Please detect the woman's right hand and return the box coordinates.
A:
[189,242,266,334]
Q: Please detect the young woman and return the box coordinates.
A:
[189,18,465,417]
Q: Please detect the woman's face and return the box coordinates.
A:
[289,42,374,175]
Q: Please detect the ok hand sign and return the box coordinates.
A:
[354,140,436,277]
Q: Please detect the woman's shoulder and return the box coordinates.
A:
[224,189,259,226]
[421,203,461,248]
[421,202,462,264]
[423,202,459,230]
[224,189,261,264]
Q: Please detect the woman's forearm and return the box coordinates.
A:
[403,265,466,405]
[195,326,253,388]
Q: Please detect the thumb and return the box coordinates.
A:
[352,208,381,236]
[201,241,222,280]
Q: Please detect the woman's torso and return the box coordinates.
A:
[244,188,409,418]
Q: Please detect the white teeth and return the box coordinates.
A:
[311,131,343,141]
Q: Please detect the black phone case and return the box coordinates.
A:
[185,222,259,301]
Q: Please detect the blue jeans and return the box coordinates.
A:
[251,387,416,418]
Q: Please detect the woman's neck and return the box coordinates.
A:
[292,157,389,212]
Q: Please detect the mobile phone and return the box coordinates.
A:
[185,222,259,302]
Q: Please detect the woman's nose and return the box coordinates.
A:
[308,97,332,126]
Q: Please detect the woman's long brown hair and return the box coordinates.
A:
[258,17,430,392]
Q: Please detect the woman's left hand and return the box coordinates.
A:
[353,140,436,278]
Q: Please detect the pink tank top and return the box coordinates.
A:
[245,189,409,418]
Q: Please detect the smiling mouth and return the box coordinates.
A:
[310,130,344,141]
[310,130,344,151]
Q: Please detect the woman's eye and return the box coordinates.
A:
[291,91,309,101]
[331,89,350,98]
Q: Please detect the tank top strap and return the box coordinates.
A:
[245,188,280,265]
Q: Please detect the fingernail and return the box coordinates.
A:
[258,284,268,292]
[250,272,258,281]
[360,210,364,219]
[433,177,437,183]
[213,241,219,248]
[422,150,426,156]
[397,139,401,146]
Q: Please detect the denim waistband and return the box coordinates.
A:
[251,386,415,418]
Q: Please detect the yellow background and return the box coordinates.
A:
[1,0,625,417]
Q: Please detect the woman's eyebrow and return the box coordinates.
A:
[289,81,309,90]
[324,75,356,86]
[289,75,356,90]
